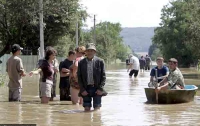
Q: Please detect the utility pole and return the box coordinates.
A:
[93,15,96,43]
[106,21,108,31]
[76,19,78,47]
[39,0,44,59]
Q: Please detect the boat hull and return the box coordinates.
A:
[144,85,198,104]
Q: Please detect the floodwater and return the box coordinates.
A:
[0,63,200,126]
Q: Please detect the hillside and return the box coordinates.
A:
[120,27,155,52]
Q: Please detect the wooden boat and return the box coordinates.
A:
[144,85,198,104]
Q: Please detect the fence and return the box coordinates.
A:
[0,54,123,75]
[0,54,66,74]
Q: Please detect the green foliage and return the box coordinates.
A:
[152,0,197,67]
[151,48,162,61]
[0,74,7,86]
[82,22,130,62]
[0,0,87,56]
[184,0,200,58]
[148,44,157,57]
[54,35,75,56]
[148,44,162,61]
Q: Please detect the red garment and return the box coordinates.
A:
[70,57,82,89]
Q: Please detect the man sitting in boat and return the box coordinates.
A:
[156,58,185,92]
[148,57,169,87]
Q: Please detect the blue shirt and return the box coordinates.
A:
[150,66,169,82]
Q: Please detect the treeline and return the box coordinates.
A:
[0,0,132,63]
[0,0,87,56]
[150,0,200,67]
[81,22,132,63]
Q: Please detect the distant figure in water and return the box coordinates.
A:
[127,54,140,78]
[155,58,185,93]
[145,55,152,71]
[139,56,146,72]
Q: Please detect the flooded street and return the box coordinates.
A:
[0,63,200,126]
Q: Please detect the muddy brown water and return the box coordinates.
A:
[0,63,200,126]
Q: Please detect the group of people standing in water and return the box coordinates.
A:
[6,42,185,111]
[6,43,107,111]
[127,54,185,92]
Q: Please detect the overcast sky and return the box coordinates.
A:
[80,0,170,28]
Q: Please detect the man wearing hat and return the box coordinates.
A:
[6,44,26,102]
[78,43,107,111]
[156,58,185,92]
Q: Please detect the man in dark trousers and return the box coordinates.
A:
[59,51,76,101]
[145,55,152,71]
[139,56,146,72]
[78,43,107,111]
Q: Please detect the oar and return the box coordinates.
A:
[155,69,158,104]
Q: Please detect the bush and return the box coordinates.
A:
[0,74,7,86]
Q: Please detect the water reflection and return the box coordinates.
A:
[0,64,200,125]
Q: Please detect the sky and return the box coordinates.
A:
[80,0,170,28]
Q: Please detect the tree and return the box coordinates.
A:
[152,0,195,67]
[148,44,162,61]
[184,0,200,58]
[82,21,130,62]
[0,0,88,56]
[148,43,157,57]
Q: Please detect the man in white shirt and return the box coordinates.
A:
[127,54,140,78]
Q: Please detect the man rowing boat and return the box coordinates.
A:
[156,58,185,92]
